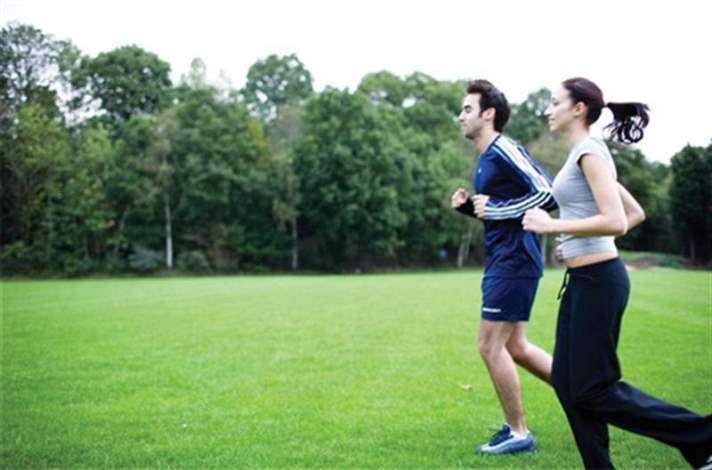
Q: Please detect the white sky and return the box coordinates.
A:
[3,0,711,163]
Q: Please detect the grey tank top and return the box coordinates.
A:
[551,136,618,259]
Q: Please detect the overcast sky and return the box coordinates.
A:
[4,0,711,163]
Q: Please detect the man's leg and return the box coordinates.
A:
[506,322,552,383]
[478,319,526,435]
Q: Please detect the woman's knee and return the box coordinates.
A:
[550,368,571,404]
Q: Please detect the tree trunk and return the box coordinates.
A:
[688,235,696,264]
[540,234,548,267]
[290,214,298,270]
[114,212,127,259]
[164,193,173,269]
[457,221,473,268]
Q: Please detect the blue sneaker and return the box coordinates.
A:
[476,423,536,455]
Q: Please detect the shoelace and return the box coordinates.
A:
[488,425,512,446]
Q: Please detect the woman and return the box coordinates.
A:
[522,77,712,469]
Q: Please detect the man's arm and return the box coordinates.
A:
[478,139,557,220]
[451,188,477,218]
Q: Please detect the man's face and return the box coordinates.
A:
[458,93,485,140]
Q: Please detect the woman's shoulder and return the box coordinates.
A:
[571,136,612,163]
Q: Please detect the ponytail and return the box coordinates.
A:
[604,102,650,144]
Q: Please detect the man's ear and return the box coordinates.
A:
[482,107,496,123]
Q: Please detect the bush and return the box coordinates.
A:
[176,250,211,273]
[0,241,38,275]
[128,245,163,272]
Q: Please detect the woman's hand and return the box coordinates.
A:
[522,207,556,234]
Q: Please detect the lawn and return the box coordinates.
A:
[2,268,710,468]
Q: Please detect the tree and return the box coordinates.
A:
[146,109,179,269]
[71,45,172,126]
[0,22,79,122]
[402,73,462,148]
[267,102,304,270]
[609,141,676,253]
[669,144,712,264]
[293,88,406,270]
[507,88,550,145]
[107,115,161,268]
[0,103,70,272]
[242,53,313,122]
[357,71,410,107]
[168,81,282,271]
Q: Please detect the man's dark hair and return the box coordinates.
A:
[465,79,510,132]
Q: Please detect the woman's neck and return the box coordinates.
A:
[566,125,590,148]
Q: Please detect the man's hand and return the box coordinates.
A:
[451,188,469,208]
[473,194,490,218]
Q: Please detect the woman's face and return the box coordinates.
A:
[545,86,579,134]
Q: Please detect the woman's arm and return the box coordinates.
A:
[618,182,646,231]
[522,154,627,236]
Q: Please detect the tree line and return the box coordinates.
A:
[1,23,710,275]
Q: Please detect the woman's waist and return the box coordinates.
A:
[563,250,618,268]
[559,235,616,264]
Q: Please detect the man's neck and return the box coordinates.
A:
[474,129,500,154]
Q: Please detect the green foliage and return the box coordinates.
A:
[1,23,709,274]
[507,88,550,144]
[128,245,163,271]
[525,130,568,176]
[72,45,172,125]
[0,103,70,270]
[669,144,712,264]
[610,141,678,253]
[176,250,211,272]
[357,70,410,107]
[0,22,78,119]
[294,88,406,269]
[242,53,313,122]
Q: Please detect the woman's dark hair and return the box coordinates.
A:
[562,77,650,144]
[466,79,510,132]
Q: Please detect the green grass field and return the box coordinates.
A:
[2,268,710,468]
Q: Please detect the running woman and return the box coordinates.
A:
[522,76,712,469]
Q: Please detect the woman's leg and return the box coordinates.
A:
[566,260,712,468]
[551,272,613,469]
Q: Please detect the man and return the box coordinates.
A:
[451,79,556,455]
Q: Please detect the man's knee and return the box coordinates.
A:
[477,335,502,361]
[506,340,528,364]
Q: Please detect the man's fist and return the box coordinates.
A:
[451,188,469,208]
[473,194,490,218]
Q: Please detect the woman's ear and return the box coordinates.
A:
[573,101,587,119]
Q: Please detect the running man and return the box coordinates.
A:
[451,79,556,455]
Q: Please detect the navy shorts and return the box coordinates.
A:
[481,276,539,322]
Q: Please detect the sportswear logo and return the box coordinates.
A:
[482,307,502,313]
